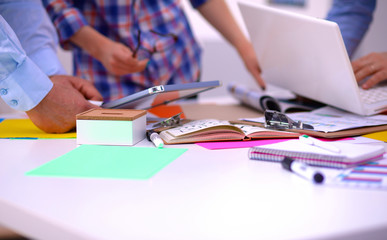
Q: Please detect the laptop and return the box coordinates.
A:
[238,1,387,116]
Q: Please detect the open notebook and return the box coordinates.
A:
[248,140,385,168]
[158,119,299,144]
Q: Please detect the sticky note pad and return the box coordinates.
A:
[26,145,187,180]
[0,119,76,139]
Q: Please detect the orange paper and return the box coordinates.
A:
[148,105,186,119]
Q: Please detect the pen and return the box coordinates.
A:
[281,157,324,184]
[299,135,341,153]
[146,130,164,148]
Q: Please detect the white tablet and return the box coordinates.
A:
[101,80,221,109]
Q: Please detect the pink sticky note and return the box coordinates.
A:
[196,139,292,150]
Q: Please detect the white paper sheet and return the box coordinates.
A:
[242,106,387,132]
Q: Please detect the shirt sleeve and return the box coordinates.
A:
[189,0,208,9]
[0,15,53,111]
[0,0,66,76]
[42,0,89,50]
[326,0,376,58]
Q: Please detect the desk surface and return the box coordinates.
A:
[1,103,387,240]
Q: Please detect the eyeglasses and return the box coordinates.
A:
[131,29,178,60]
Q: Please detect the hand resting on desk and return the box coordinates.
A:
[26,75,103,133]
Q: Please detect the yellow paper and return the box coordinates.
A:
[0,119,76,139]
[362,130,387,142]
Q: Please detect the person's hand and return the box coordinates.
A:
[69,26,148,76]
[196,0,266,90]
[26,75,103,133]
[352,52,387,89]
[99,39,149,76]
[237,42,266,90]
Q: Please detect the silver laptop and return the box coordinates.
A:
[238,1,387,116]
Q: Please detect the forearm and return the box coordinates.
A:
[197,0,266,89]
[69,26,113,62]
[43,0,90,51]
[197,0,249,52]
[69,25,147,76]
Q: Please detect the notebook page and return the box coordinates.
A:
[165,119,237,137]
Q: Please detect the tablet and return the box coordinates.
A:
[101,80,221,109]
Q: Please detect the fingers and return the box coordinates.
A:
[353,62,380,83]
[237,41,267,90]
[352,53,379,82]
[360,70,387,90]
[244,55,266,90]
[351,54,371,73]
[248,65,266,91]
[58,75,103,101]
[109,55,147,74]
[105,43,149,76]
[76,79,103,101]
[352,52,387,89]
[112,56,148,74]
[109,56,149,76]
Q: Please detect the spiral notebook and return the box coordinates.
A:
[248,140,385,168]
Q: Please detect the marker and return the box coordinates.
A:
[299,135,341,153]
[146,130,164,148]
[281,157,324,184]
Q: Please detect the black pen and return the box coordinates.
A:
[146,130,164,148]
[281,157,324,184]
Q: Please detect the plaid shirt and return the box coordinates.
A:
[43,0,206,101]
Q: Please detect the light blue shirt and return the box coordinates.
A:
[326,0,376,58]
[0,0,66,76]
[0,15,53,111]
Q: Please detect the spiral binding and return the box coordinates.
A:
[248,146,349,168]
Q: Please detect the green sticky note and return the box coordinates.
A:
[26,145,187,180]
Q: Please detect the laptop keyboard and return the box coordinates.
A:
[359,84,387,104]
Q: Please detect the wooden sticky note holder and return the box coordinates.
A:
[76,109,147,146]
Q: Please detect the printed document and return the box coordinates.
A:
[242,106,387,132]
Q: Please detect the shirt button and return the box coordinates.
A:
[10,100,18,106]
[0,88,8,95]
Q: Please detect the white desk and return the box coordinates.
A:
[1,104,387,240]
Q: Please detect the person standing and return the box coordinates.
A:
[43,0,266,102]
